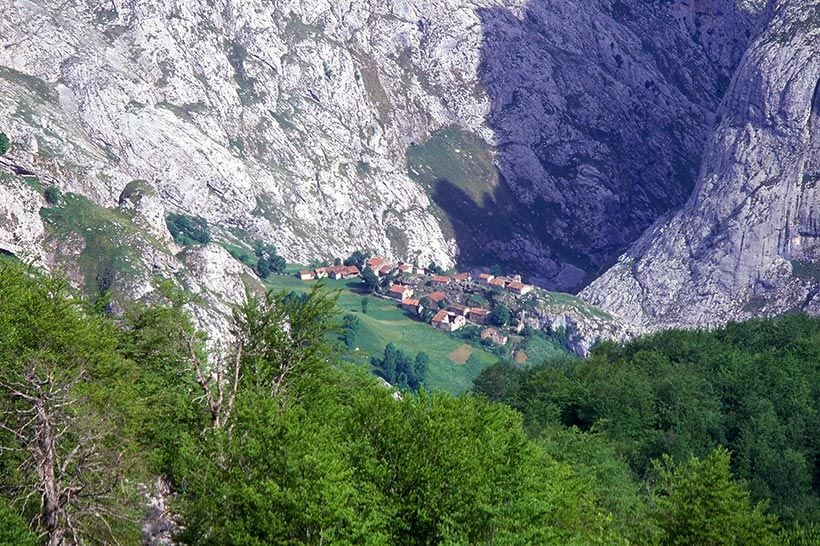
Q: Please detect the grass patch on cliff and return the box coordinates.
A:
[0,66,59,105]
[406,128,497,205]
[39,193,145,296]
[528,289,614,321]
[519,333,568,367]
[262,273,500,393]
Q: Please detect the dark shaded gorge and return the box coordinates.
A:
[409,0,751,291]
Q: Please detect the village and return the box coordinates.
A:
[297,256,537,347]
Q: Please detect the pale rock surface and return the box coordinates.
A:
[525,289,643,356]
[176,244,262,348]
[0,172,46,264]
[0,0,756,292]
[117,180,175,244]
[583,0,820,330]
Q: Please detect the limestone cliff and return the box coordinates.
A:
[583,0,820,330]
[0,0,753,292]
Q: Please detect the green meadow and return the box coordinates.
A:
[265,271,499,394]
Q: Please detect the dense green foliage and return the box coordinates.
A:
[0,497,38,546]
[370,343,427,391]
[475,315,820,525]
[166,213,211,246]
[491,302,511,326]
[341,313,362,347]
[427,262,445,275]
[0,132,9,156]
[252,240,286,278]
[649,448,778,545]
[0,262,812,544]
[0,264,147,543]
[362,267,379,291]
[344,250,369,270]
[43,185,62,205]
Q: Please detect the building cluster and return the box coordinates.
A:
[298,264,361,280]
[296,256,535,346]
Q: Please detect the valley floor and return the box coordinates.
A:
[264,271,516,393]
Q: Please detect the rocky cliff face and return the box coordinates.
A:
[0,0,754,294]
[583,0,820,330]
[467,0,752,288]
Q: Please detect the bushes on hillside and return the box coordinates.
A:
[252,240,286,278]
[44,185,62,205]
[474,314,820,525]
[0,262,807,544]
[166,213,211,246]
[371,343,427,391]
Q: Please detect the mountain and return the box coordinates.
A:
[0,0,755,291]
[1,0,815,342]
[583,0,820,330]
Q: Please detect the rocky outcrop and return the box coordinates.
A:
[0,0,756,292]
[177,244,264,347]
[118,180,175,244]
[524,289,642,356]
[583,0,820,330]
[0,168,46,263]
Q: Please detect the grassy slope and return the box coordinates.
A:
[266,270,499,394]
[39,193,159,295]
[519,333,568,365]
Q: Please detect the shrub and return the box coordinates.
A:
[252,241,286,278]
[344,250,370,270]
[491,304,511,326]
[166,213,211,246]
[44,185,62,205]
[371,343,426,391]
[0,132,10,156]
[362,268,379,292]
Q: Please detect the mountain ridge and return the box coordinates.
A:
[583,0,820,330]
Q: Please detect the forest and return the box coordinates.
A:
[0,261,817,545]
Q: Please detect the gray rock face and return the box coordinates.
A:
[583,0,820,330]
[467,0,753,288]
[0,0,755,292]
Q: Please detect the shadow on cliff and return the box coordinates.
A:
[419,0,745,291]
[429,178,588,289]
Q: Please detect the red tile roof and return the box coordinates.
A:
[453,272,471,281]
[427,291,447,302]
[470,307,490,316]
[431,310,449,323]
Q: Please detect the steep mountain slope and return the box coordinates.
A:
[0,0,753,293]
[463,0,752,288]
[583,0,820,330]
